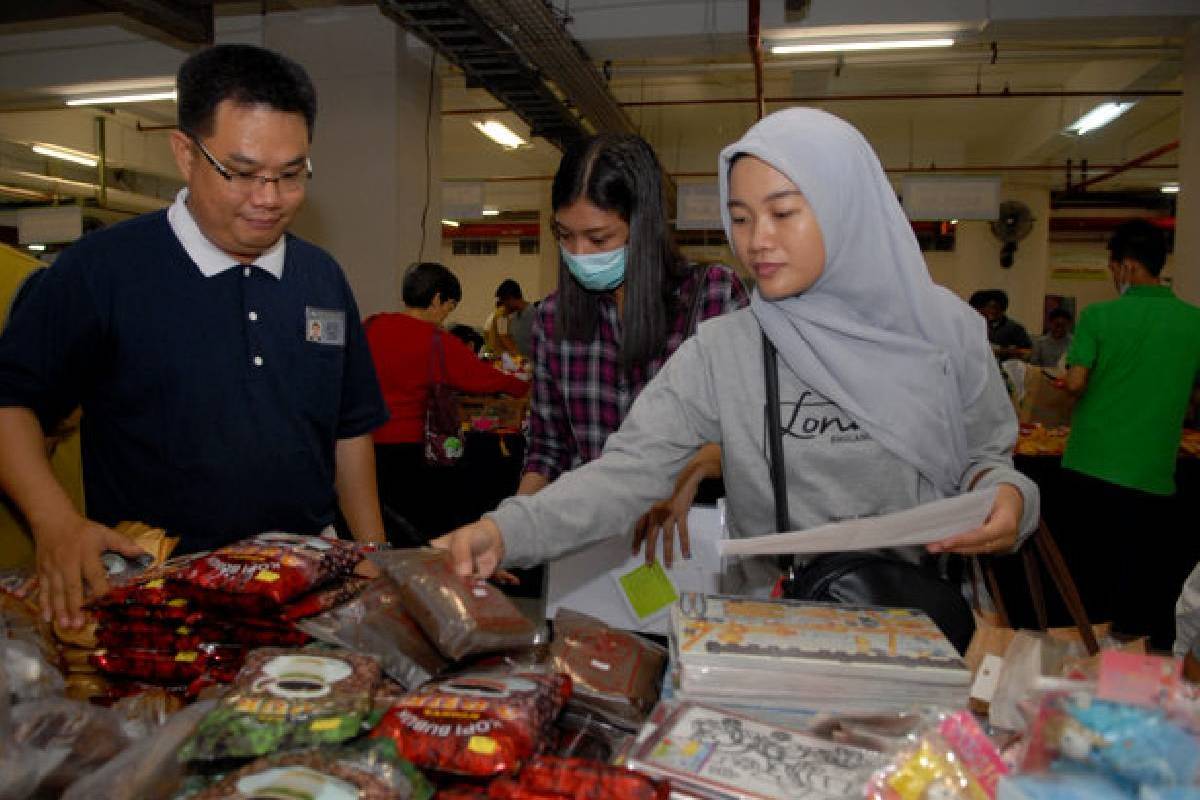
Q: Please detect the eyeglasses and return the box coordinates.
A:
[185,131,312,193]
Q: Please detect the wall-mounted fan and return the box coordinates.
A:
[989,200,1035,268]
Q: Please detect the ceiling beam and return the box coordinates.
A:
[87,0,213,45]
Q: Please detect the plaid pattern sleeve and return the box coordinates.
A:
[522,263,748,481]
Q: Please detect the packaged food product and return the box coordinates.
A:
[180,648,380,761]
[10,696,131,795]
[297,576,446,689]
[551,707,634,762]
[279,575,370,621]
[371,548,538,660]
[371,667,571,777]
[188,739,432,800]
[95,618,309,651]
[91,553,204,609]
[518,755,669,799]
[59,699,216,800]
[90,643,244,685]
[175,533,361,614]
[550,608,666,728]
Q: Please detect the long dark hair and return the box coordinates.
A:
[551,133,687,371]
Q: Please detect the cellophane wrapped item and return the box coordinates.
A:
[550,608,666,728]
[59,698,216,800]
[371,666,571,777]
[370,548,538,660]
[172,532,362,615]
[179,647,381,762]
[7,696,132,797]
[866,709,1010,800]
[188,739,432,800]
[298,576,447,690]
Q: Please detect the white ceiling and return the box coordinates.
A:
[0,0,1193,217]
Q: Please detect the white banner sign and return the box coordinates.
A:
[18,206,82,244]
[441,181,483,220]
[676,183,722,230]
[901,176,1002,221]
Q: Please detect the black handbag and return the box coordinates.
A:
[762,333,976,654]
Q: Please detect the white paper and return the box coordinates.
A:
[719,487,997,558]
[545,502,726,633]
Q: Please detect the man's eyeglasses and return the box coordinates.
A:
[185,131,312,193]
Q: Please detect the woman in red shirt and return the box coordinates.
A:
[367,261,529,542]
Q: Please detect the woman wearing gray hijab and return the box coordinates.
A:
[435,108,1038,597]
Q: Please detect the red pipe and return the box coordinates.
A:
[1073,140,1180,191]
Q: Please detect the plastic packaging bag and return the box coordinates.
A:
[371,548,538,660]
[550,608,666,729]
[866,709,1009,800]
[180,647,380,761]
[189,738,432,800]
[371,667,571,777]
[9,696,131,795]
[297,576,446,689]
[60,698,216,800]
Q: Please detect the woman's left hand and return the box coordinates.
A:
[926,483,1023,556]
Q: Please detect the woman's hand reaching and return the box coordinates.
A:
[927,483,1023,556]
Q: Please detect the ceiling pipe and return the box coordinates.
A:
[748,0,764,121]
[1072,140,1180,191]
[444,88,1181,115]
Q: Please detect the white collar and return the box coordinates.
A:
[166,188,286,279]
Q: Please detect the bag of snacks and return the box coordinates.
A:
[180,648,380,761]
[189,739,432,800]
[371,667,571,777]
[10,697,131,795]
[516,756,669,800]
[298,577,446,689]
[279,575,370,621]
[175,533,361,614]
[550,609,665,728]
[90,643,245,685]
[371,548,538,660]
[59,699,215,800]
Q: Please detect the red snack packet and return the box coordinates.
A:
[91,643,245,684]
[175,533,362,613]
[95,619,310,650]
[279,575,371,621]
[91,553,205,608]
[518,756,669,800]
[372,668,571,777]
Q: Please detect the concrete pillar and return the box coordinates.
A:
[240,6,440,317]
[1175,21,1200,305]
[538,188,560,302]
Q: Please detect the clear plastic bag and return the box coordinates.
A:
[371,548,539,660]
[297,576,446,689]
[9,696,131,796]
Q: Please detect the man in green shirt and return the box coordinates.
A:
[1060,219,1200,649]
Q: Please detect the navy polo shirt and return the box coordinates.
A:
[0,210,387,553]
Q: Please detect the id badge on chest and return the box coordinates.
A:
[305,306,346,346]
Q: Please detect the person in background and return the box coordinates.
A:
[974,289,1033,360]
[434,109,1037,606]
[449,323,485,355]
[1057,219,1200,650]
[0,44,390,630]
[495,279,534,358]
[366,262,529,543]
[517,133,748,509]
[1029,307,1074,368]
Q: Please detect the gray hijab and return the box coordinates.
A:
[718,108,992,494]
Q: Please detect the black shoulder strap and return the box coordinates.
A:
[762,332,790,533]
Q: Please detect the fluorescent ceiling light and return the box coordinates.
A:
[770,38,954,55]
[1065,101,1135,135]
[27,244,46,251]
[66,90,176,106]
[32,143,98,167]
[1161,183,1180,194]
[0,184,50,200]
[441,219,461,228]
[481,207,500,216]
[472,120,526,149]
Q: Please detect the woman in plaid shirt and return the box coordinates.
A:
[518,134,748,515]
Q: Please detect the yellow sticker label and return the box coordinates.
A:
[168,598,187,607]
[145,579,164,589]
[468,736,498,755]
[175,651,198,663]
[176,626,191,635]
[310,718,341,732]
[255,570,280,582]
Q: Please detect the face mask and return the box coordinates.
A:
[561,244,626,292]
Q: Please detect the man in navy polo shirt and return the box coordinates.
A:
[0,45,388,628]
